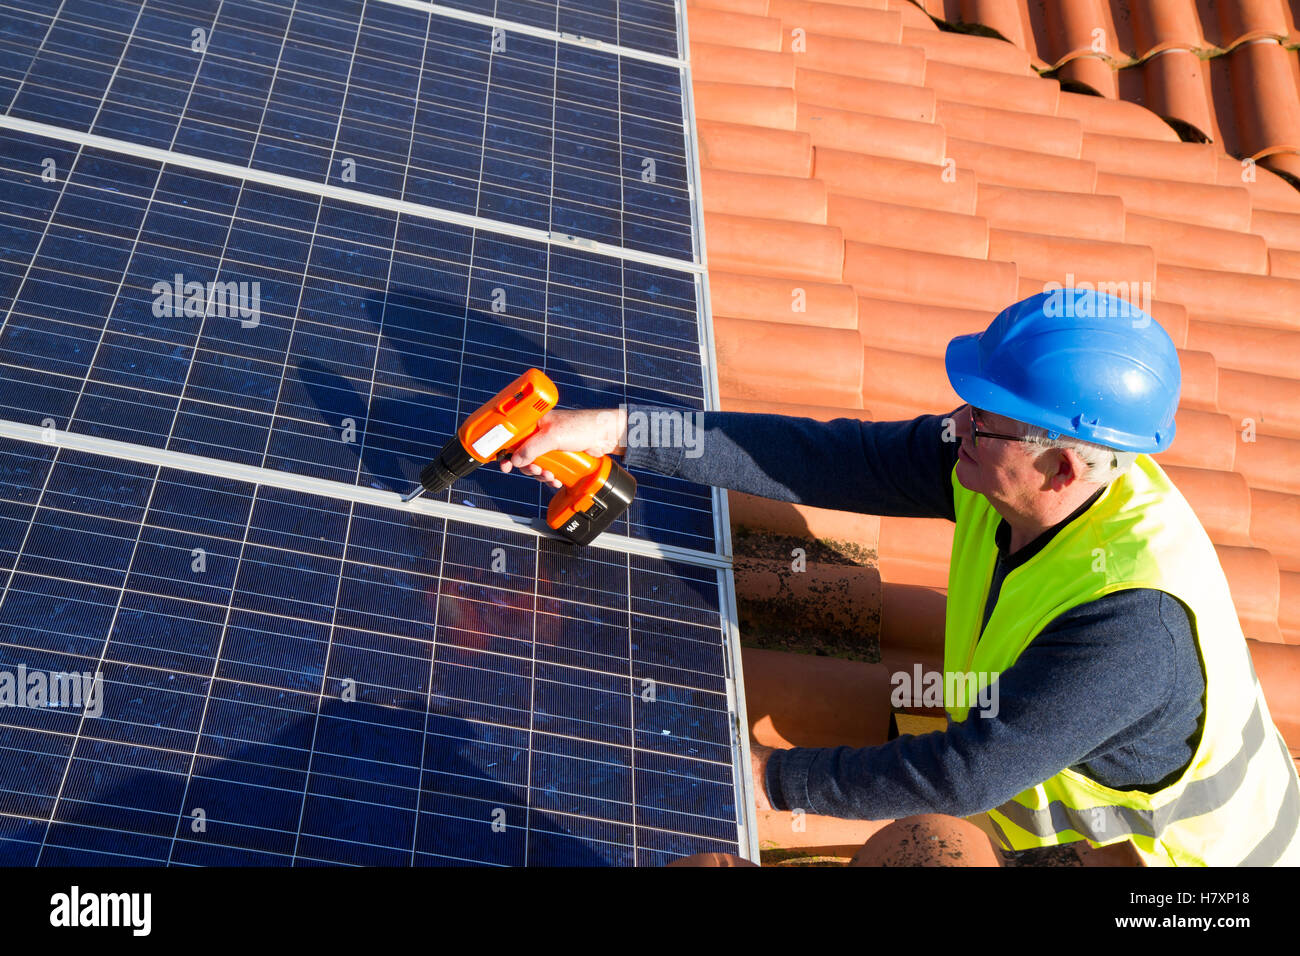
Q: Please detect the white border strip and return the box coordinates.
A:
[0,115,704,277]
[372,0,684,67]
[674,0,759,863]
[0,417,731,569]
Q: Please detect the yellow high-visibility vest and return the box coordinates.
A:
[944,453,1300,865]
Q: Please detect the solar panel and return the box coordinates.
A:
[0,0,692,257]
[0,0,753,866]
[0,131,714,550]
[0,434,737,866]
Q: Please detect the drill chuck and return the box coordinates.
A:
[417,438,482,496]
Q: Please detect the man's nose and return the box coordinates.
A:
[954,405,974,438]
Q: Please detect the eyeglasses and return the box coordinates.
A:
[969,406,1035,449]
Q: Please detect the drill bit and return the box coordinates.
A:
[400,486,425,503]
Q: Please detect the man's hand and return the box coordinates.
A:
[750,740,775,811]
[498,407,627,489]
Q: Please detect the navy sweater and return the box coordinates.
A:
[620,404,1207,820]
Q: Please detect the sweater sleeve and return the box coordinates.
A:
[619,403,963,520]
[763,589,1197,819]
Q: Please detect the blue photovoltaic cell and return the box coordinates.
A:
[0,437,739,866]
[0,130,716,552]
[0,0,693,258]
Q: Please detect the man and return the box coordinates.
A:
[502,289,1300,866]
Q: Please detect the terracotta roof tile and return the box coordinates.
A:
[1122,48,1217,141]
[1156,409,1237,471]
[1250,206,1300,247]
[1124,211,1269,272]
[1234,433,1300,496]
[713,316,862,404]
[766,0,904,43]
[813,147,977,211]
[861,345,962,411]
[796,67,936,121]
[1250,646,1300,758]
[842,240,1019,309]
[1218,545,1283,642]
[695,80,797,128]
[1267,244,1300,275]
[689,42,795,86]
[795,101,947,161]
[1172,348,1220,412]
[690,0,768,14]
[877,515,954,588]
[700,167,829,222]
[976,183,1126,241]
[901,24,1032,73]
[989,228,1156,284]
[697,119,813,176]
[855,296,995,355]
[796,32,928,82]
[1083,131,1221,181]
[1059,54,1121,98]
[1281,571,1300,643]
[1095,171,1252,230]
[705,211,844,279]
[944,135,1098,190]
[1251,488,1300,573]
[709,271,859,328]
[923,59,1061,113]
[827,193,988,256]
[1162,464,1254,546]
[924,3,1300,182]
[1217,366,1300,439]
[1128,0,1206,59]
[936,98,1084,155]
[687,5,784,49]
[1156,262,1300,328]
[685,0,1300,738]
[1185,317,1300,378]
[1054,87,1181,140]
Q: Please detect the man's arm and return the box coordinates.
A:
[762,589,1199,819]
[621,404,963,520]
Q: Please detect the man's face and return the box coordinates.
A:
[953,404,1043,509]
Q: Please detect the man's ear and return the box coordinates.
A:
[1051,447,1085,491]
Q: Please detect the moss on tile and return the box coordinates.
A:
[731,527,881,663]
[758,845,850,867]
[732,525,877,566]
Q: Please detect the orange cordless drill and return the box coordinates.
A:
[401,368,637,546]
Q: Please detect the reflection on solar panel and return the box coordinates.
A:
[0,0,752,866]
[0,132,713,550]
[0,436,735,865]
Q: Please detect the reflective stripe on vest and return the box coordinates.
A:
[946,453,1300,866]
[994,700,1299,866]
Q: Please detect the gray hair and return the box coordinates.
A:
[1017,422,1138,484]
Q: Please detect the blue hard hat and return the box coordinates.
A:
[944,288,1181,454]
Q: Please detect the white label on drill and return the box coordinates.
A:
[471,423,514,459]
